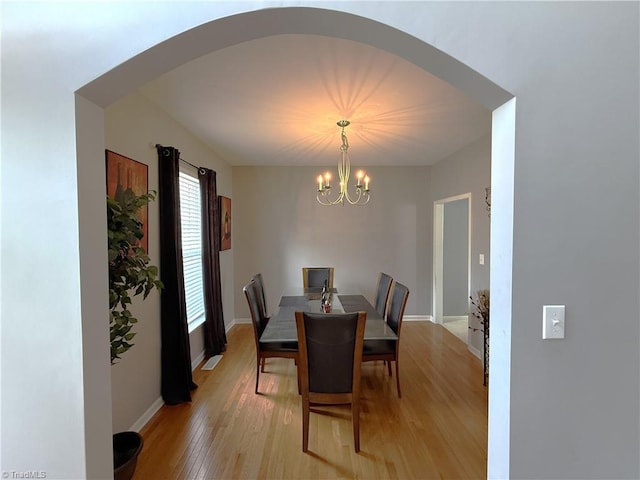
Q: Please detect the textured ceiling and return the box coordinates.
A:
[138,34,491,167]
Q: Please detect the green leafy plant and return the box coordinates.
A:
[469,289,490,386]
[108,190,163,364]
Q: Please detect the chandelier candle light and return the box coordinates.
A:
[316,120,370,206]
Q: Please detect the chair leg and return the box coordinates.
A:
[353,399,360,453]
[261,357,266,372]
[302,396,310,452]
[255,356,261,394]
[395,359,401,398]
[387,360,392,377]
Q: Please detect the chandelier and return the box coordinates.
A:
[316,120,370,206]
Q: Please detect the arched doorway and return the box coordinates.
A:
[75,7,515,476]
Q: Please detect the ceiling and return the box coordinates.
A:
[138,34,491,167]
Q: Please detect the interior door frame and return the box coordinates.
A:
[432,193,472,332]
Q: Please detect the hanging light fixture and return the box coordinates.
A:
[316,120,370,206]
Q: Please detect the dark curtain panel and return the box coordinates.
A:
[157,145,197,405]
[199,168,227,357]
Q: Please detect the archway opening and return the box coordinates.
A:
[75,7,515,477]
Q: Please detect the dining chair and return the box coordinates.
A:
[301,267,334,289]
[243,279,297,394]
[363,281,409,398]
[295,310,366,453]
[251,273,268,319]
[250,273,273,373]
[373,272,393,317]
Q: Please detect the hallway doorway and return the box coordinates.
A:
[433,194,471,345]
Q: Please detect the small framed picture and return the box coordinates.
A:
[219,196,231,251]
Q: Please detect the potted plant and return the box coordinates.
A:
[469,289,490,386]
[107,189,163,480]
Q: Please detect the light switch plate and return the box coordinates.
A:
[543,305,565,339]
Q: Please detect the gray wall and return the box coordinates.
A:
[432,135,491,294]
[233,166,432,318]
[432,135,491,354]
[443,198,469,317]
[2,3,638,480]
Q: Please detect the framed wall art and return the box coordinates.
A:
[219,195,232,251]
[106,149,149,251]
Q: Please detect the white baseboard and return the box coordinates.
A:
[404,315,432,322]
[191,351,205,371]
[128,396,164,433]
[230,317,251,328]
[191,319,247,371]
[132,322,238,434]
[443,315,468,323]
[468,343,482,360]
[130,349,205,433]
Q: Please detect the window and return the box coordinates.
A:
[179,168,205,332]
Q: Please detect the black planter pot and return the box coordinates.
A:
[113,431,143,480]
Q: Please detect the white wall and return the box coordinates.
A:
[2,3,638,480]
[104,92,234,433]
[233,165,431,318]
[76,95,115,478]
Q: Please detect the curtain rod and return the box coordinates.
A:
[179,157,200,171]
[156,143,205,173]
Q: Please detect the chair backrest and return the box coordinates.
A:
[302,267,334,289]
[295,311,366,394]
[386,282,409,337]
[243,279,269,338]
[374,272,393,317]
[251,273,268,318]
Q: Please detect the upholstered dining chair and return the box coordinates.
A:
[295,310,366,453]
[373,272,393,317]
[243,279,297,394]
[302,267,334,289]
[363,281,410,398]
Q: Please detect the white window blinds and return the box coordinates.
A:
[179,170,205,332]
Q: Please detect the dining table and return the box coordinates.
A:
[260,287,398,349]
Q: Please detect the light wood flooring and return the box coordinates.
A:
[135,322,487,479]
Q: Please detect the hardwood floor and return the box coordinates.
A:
[135,322,487,479]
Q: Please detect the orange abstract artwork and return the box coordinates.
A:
[106,150,149,251]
